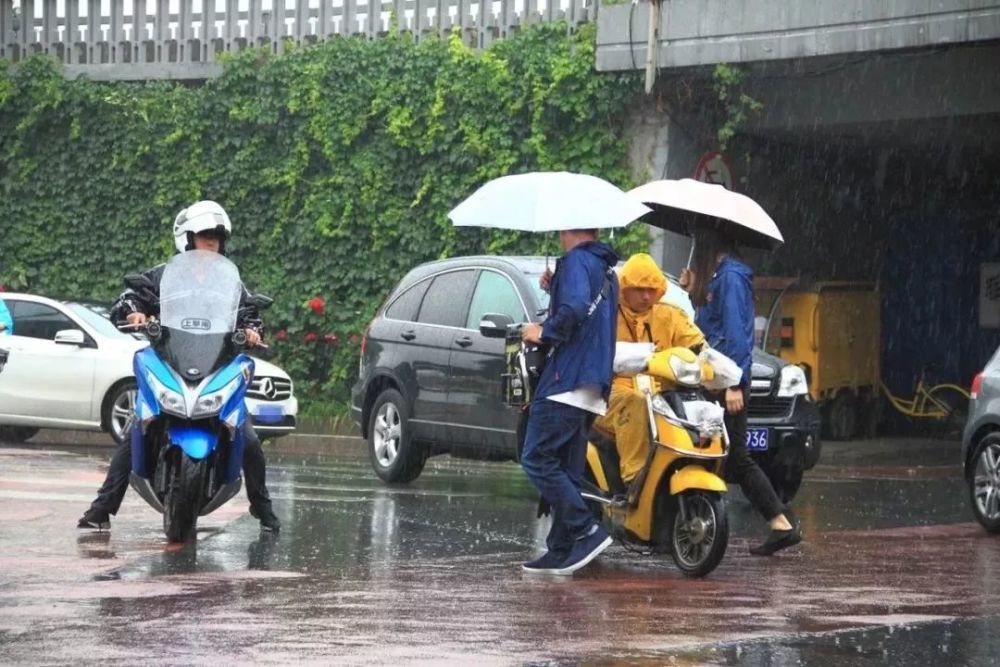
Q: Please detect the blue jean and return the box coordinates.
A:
[520,399,595,555]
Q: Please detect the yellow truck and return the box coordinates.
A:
[756,279,880,440]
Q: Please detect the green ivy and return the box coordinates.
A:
[0,23,647,411]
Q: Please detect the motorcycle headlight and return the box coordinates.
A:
[777,364,809,398]
[192,379,239,418]
[147,371,186,417]
[669,356,702,387]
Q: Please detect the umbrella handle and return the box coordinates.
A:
[686,239,695,269]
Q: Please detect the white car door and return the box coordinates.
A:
[0,299,98,424]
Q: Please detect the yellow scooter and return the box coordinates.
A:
[582,347,731,577]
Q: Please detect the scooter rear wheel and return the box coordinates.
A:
[669,490,728,578]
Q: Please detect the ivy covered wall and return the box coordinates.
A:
[0,24,647,411]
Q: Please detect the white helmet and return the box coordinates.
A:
[173,200,233,253]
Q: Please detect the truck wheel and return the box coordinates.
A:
[825,392,858,441]
[368,389,425,484]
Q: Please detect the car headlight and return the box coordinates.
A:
[777,364,809,398]
[192,378,239,418]
[147,371,186,416]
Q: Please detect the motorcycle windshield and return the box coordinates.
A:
[159,251,243,381]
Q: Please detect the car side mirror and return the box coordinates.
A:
[479,313,515,339]
[54,329,86,346]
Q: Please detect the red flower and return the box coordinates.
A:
[275,329,288,341]
[303,331,318,342]
[323,333,340,346]
[307,296,325,315]
[349,333,359,344]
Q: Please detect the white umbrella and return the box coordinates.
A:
[449,171,652,232]
[628,178,784,251]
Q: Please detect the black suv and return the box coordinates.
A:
[351,256,821,499]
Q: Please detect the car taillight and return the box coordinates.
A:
[360,323,371,357]
[972,372,984,400]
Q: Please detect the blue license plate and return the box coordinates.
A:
[746,428,769,451]
[254,405,286,424]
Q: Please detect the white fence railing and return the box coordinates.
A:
[1,0,595,78]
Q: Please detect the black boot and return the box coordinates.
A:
[249,504,281,532]
[77,508,111,530]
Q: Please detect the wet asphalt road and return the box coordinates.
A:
[1,435,999,666]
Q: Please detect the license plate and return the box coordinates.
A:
[746,428,769,451]
[253,405,286,424]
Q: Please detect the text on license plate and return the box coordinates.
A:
[746,428,769,451]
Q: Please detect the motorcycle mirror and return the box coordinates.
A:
[247,294,274,310]
[124,273,155,291]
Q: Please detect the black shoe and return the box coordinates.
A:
[77,509,110,530]
[749,527,802,556]
[249,505,281,532]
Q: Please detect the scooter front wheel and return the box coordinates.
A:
[669,490,728,578]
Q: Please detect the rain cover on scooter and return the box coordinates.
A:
[159,251,243,382]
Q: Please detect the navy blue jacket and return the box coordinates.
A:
[536,241,620,400]
[695,256,754,389]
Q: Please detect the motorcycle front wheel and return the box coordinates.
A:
[163,453,207,543]
[669,490,728,578]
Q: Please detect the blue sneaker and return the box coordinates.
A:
[553,526,612,575]
[522,550,569,574]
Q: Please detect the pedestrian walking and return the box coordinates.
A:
[681,226,802,556]
[519,228,619,575]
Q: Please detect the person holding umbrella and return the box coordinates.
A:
[519,228,620,574]
[629,178,800,556]
[449,171,649,574]
[681,226,801,556]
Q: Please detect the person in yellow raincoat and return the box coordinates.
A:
[593,253,705,493]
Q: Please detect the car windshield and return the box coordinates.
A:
[67,303,131,339]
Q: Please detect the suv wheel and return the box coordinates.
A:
[368,389,425,483]
[969,434,1000,534]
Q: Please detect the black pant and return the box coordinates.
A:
[89,420,271,515]
[722,387,785,521]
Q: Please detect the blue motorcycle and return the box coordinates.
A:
[125,251,268,542]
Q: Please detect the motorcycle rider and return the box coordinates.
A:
[77,200,281,532]
[592,253,705,501]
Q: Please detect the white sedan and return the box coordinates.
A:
[0,293,298,444]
